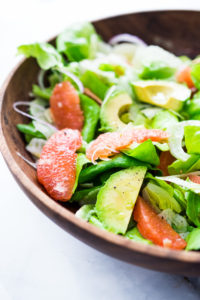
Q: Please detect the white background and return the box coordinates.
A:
[1,1,200,299]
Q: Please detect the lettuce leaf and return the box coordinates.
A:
[139,61,175,79]
[72,154,89,193]
[17,43,63,70]
[26,138,46,158]
[81,70,109,99]
[132,45,182,72]
[71,186,101,205]
[56,22,99,61]
[184,98,200,116]
[145,173,174,195]
[151,110,178,131]
[32,120,55,139]
[184,125,200,154]
[186,228,200,250]
[168,154,200,175]
[32,84,52,100]
[153,142,169,152]
[75,204,95,220]
[156,175,200,194]
[191,63,200,90]
[123,139,159,166]
[125,227,153,245]
[186,191,200,227]
[17,122,46,139]
[173,188,187,210]
[168,120,200,161]
[89,215,105,229]
[142,181,181,213]
[75,204,105,229]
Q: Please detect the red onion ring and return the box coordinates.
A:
[109,34,147,47]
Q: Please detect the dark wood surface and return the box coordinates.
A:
[1,10,200,276]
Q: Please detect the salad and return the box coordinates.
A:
[15,22,200,251]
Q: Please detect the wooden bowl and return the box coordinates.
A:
[1,10,200,276]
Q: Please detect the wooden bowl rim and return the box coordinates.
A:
[1,10,200,264]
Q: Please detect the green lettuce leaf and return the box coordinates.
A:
[142,181,182,213]
[168,120,200,162]
[89,215,105,229]
[184,125,200,154]
[151,110,178,131]
[139,61,175,79]
[173,187,187,210]
[145,173,174,194]
[17,43,63,70]
[32,84,52,100]
[191,63,200,90]
[26,138,46,158]
[72,154,89,193]
[56,22,99,61]
[186,228,200,250]
[123,139,159,166]
[156,175,200,194]
[71,186,101,205]
[75,204,105,229]
[17,122,46,139]
[125,227,153,245]
[153,142,169,152]
[168,154,200,175]
[184,98,200,117]
[186,191,200,227]
[81,70,109,99]
[75,204,95,220]
[32,121,55,139]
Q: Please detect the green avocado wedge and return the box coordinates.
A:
[100,89,133,132]
[96,166,147,234]
[132,80,191,111]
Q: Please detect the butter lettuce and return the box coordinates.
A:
[125,227,153,245]
[123,139,159,166]
[56,22,99,61]
[191,63,200,90]
[81,70,109,99]
[18,43,63,70]
[75,204,96,220]
[186,191,200,227]
[142,181,181,213]
[184,98,200,116]
[168,154,200,175]
[73,154,90,193]
[186,228,200,250]
[184,125,200,154]
[151,110,178,130]
[139,61,175,79]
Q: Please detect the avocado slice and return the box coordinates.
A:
[96,166,147,234]
[100,89,132,131]
[132,80,191,111]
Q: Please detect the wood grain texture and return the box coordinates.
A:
[1,10,200,276]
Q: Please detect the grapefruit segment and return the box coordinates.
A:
[37,129,82,201]
[176,66,195,89]
[133,196,187,250]
[158,151,175,176]
[50,81,84,130]
[86,126,168,162]
[189,175,200,184]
